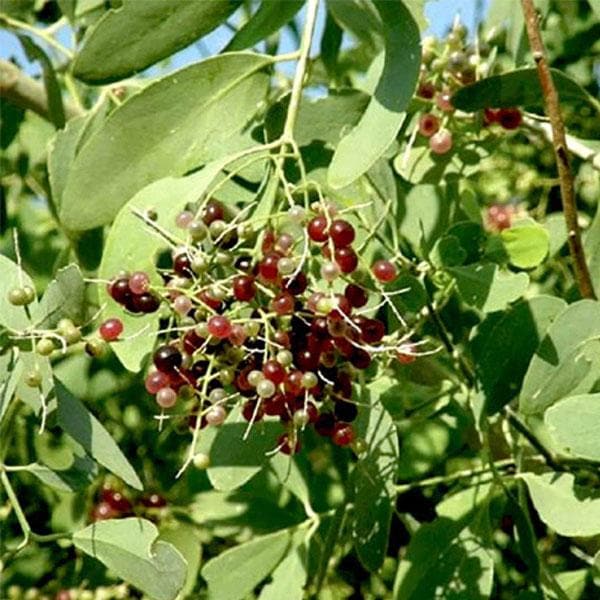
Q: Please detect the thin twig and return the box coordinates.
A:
[520,0,596,299]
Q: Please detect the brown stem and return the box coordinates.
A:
[0,59,83,123]
[520,0,596,299]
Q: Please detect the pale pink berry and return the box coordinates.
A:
[156,387,177,408]
[429,129,453,155]
[129,271,150,295]
[175,210,194,229]
[205,405,227,426]
[173,295,192,315]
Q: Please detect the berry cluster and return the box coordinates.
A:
[102,199,407,457]
[415,21,522,156]
[91,484,166,521]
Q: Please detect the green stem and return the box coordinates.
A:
[1,15,74,59]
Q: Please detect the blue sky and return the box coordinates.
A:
[1,0,490,78]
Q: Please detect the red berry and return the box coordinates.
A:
[435,92,453,112]
[273,330,291,348]
[99,318,123,342]
[285,370,304,396]
[183,330,205,354]
[91,500,119,521]
[133,292,160,313]
[329,219,355,248]
[228,324,247,346]
[109,277,131,304]
[498,107,522,130]
[153,345,182,372]
[417,82,436,99]
[483,108,500,125]
[202,199,225,225]
[332,423,355,446]
[207,315,232,339]
[295,349,320,371]
[198,289,222,311]
[360,318,385,344]
[173,253,193,277]
[350,348,372,369]
[334,247,358,273]
[145,370,170,394]
[345,283,368,308]
[101,488,132,513]
[141,493,167,508]
[283,272,308,295]
[307,215,328,242]
[334,400,358,422]
[315,412,336,436]
[372,259,397,283]
[263,360,286,384]
[418,113,440,137]
[271,292,295,315]
[129,271,150,295]
[487,204,513,231]
[429,129,453,154]
[242,400,264,422]
[262,230,275,253]
[259,252,282,281]
[233,275,256,302]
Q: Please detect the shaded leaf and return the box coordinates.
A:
[61,53,272,230]
[225,0,304,51]
[522,472,600,537]
[21,458,96,492]
[328,0,420,188]
[73,0,241,83]
[585,201,600,294]
[448,264,529,313]
[0,349,23,424]
[55,378,143,490]
[73,518,186,600]
[544,393,600,461]
[471,296,566,414]
[453,68,600,114]
[258,545,306,600]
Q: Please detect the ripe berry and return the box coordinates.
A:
[345,284,368,308]
[334,400,358,422]
[259,252,282,281]
[91,501,119,521]
[334,247,358,274]
[173,253,193,277]
[263,360,286,384]
[483,107,500,125]
[329,219,355,248]
[101,488,132,512]
[429,129,453,154]
[295,349,319,371]
[99,318,123,342]
[332,423,355,446]
[145,370,170,394]
[233,275,256,302]
[141,493,167,508]
[234,255,253,272]
[202,199,225,225]
[156,387,177,408]
[109,277,131,303]
[435,92,453,112]
[417,82,436,99]
[132,292,160,313]
[350,348,372,369]
[283,272,308,295]
[418,113,440,137]
[128,271,150,294]
[307,215,328,242]
[360,318,385,344]
[498,107,522,130]
[271,292,295,315]
[207,315,232,339]
[285,370,304,396]
[153,345,182,372]
[278,433,301,455]
[487,204,513,231]
[315,412,335,436]
[228,323,248,346]
[242,400,264,422]
[372,259,397,283]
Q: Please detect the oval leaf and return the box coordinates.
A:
[500,222,550,269]
[452,68,600,114]
[544,393,600,461]
[61,53,272,230]
[328,0,420,188]
[73,0,241,84]
[72,518,187,600]
[522,472,600,537]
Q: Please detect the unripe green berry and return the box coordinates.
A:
[237,223,253,239]
[63,327,81,345]
[277,257,295,275]
[7,287,28,306]
[193,452,210,469]
[56,318,75,336]
[208,219,227,238]
[256,379,276,398]
[189,220,208,241]
[301,371,318,389]
[85,338,108,358]
[352,437,368,455]
[276,349,293,366]
[293,408,311,427]
[208,387,227,403]
[24,368,42,388]
[191,255,209,274]
[246,322,260,338]
[219,367,235,385]
[36,338,55,356]
[216,252,232,266]
[247,369,264,387]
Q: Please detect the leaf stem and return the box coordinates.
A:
[0,15,74,59]
[520,0,596,299]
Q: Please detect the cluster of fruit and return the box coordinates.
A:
[101,198,408,455]
[415,21,522,155]
[91,484,166,521]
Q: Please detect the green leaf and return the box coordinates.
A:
[258,545,306,600]
[585,201,600,293]
[393,143,456,184]
[544,394,600,461]
[72,518,187,600]
[328,0,420,188]
[201,527,292,600]
[0,350,23,424]
[159,521,202,599]
[394,485,494,599]
[20,458,96,492]
[352,377,399,571]
[500,221,550,269]
[33,264,86,328]
[61,53,272,230]
[521,472,600,537]
[520,300,600,415]
[398,184,450,254]
[431,235,467,268]
[55,378,143,490]
[0,254,37,331]
[448,264,529,313]
[207,406,282,492]
[225,0,304,51]
[327,0,383,50]
[73,0,241,84]
[17,34,65,128]
[471,296,566,415]
[452,68,600,115]
[270,454,312,515]
[98,159,239,371]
